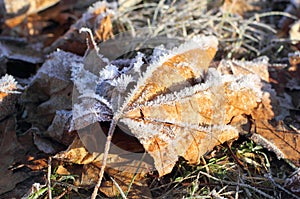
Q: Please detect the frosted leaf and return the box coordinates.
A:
[113,36,264,175]
[121,117,238,175]
[118,35,218,113]
[36,50,82,82]
[72,35,267,178]
[218,56,269,82]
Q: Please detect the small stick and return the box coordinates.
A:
[47,157,52,199]
[91,119,118,199]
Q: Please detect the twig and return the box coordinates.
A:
[55,188,68,199]
[265,172,300,199]
[235,171,240,199]
[198,171,275,199]
[91,119,118,199]
[47,157,52,199]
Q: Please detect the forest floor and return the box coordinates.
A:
[0,0,300,198]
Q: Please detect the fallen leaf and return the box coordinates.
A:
[43,1,116,54]
[3,0,60,27]
[0,117,30,194]
[121,71,262,175]
[221,0,258,16]
[218,57,269,82]
[72,35,264,177]
[21,50,82,131]
[54,136,153,197]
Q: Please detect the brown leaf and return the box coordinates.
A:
[0,117,30,194]
[251,121,300,166]
[21,50,81,131]
[218,57,269,82]
[251,79,300,165]
[54,136,153,197]
[43,1,115,54]
[122,72,262,175]
[221,0,258,16]
[116,36,264,176]
[3,0,60,27]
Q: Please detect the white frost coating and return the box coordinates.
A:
[0,74,20,94]
[232,56,269,67]
[118,36,218,114]
[228,74,263,101]
[98,64,119,81]
[121,117,237,144]
[132,52,145,73]
[111,74,134,93]
[87,1,117,13]
[120,118,158,139]
[79,92,112,110]
[71,62,98,95]
[143,69,221,107]
[37,50,83,81]
[150,45,169,63]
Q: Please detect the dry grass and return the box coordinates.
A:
[115,0,296,61]
[148,138,298,198]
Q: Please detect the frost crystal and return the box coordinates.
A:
[111,74,134,93]
[0,74,20,94]
[71,62,98,94]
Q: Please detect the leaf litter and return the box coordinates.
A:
[0,0,300,198]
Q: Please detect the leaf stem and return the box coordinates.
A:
[91,118,118,199]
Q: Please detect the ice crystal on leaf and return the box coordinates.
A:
[0,74,20,94]
[111,74,134,93]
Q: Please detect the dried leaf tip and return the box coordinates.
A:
[79,27,99,51]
